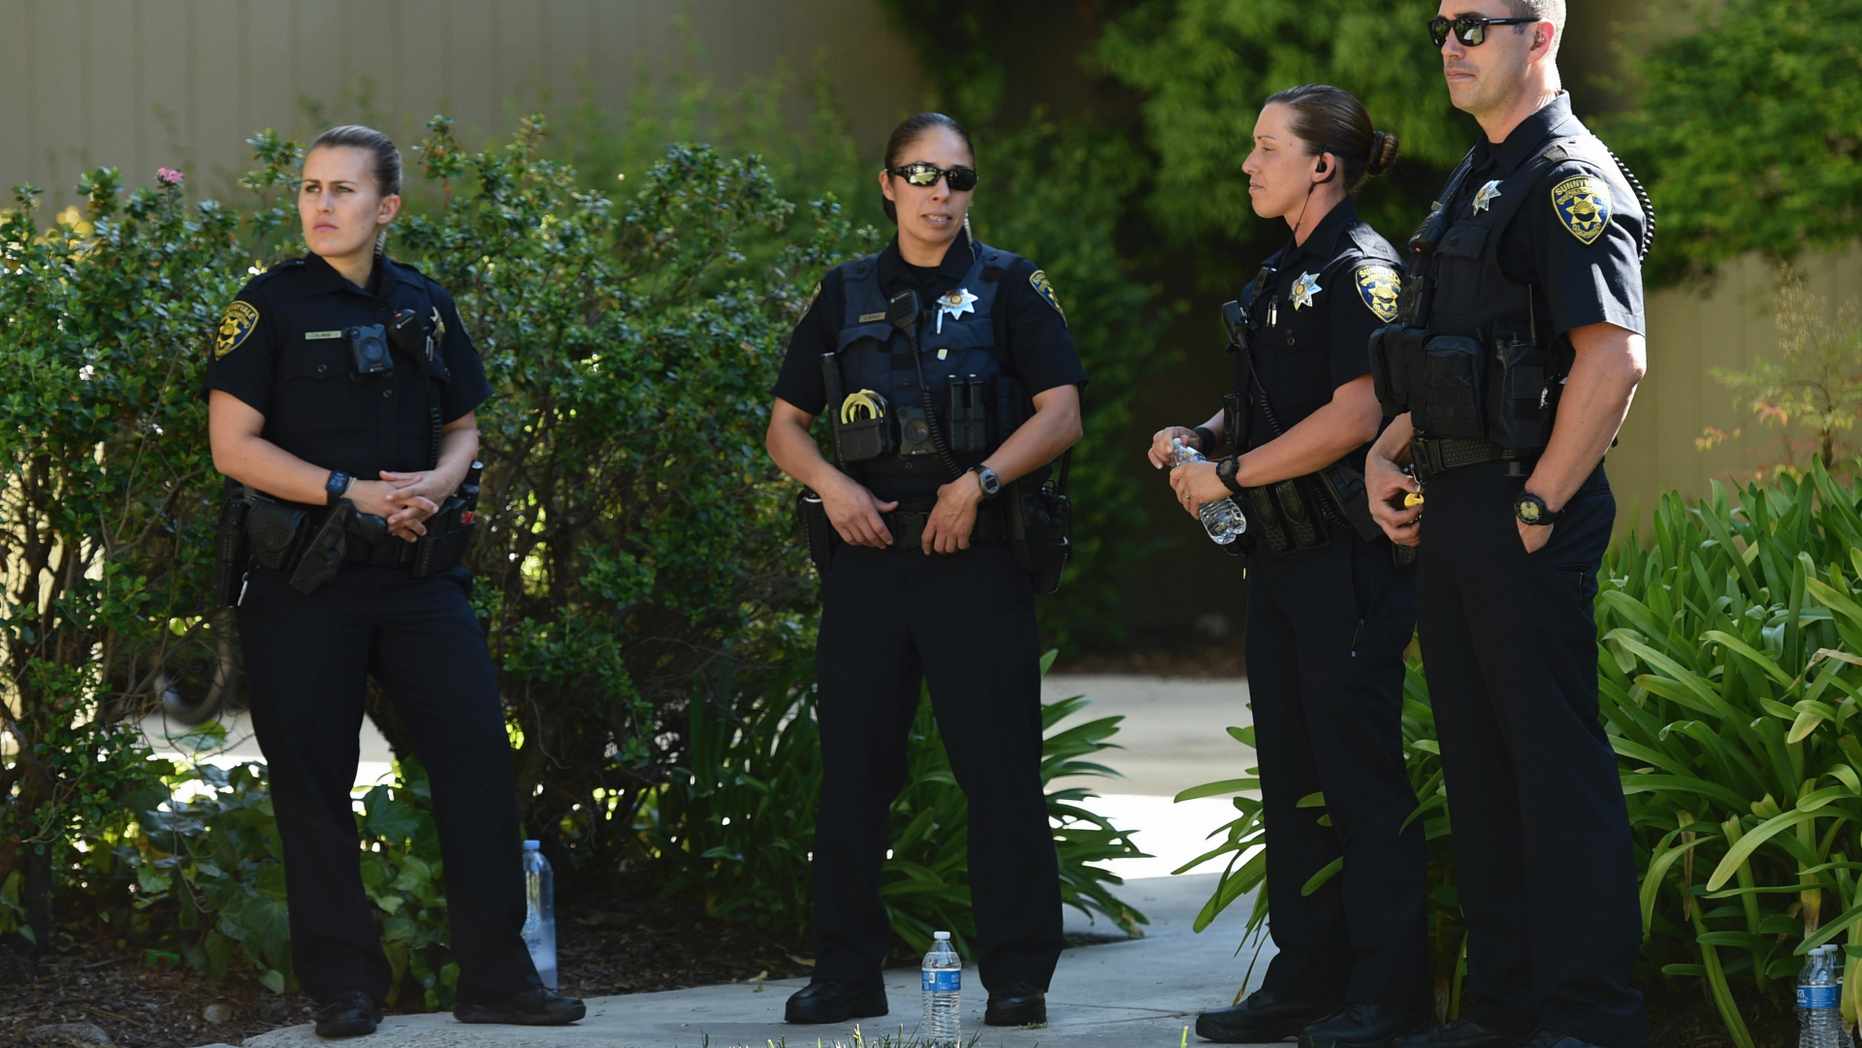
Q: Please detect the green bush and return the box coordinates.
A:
[1182,458,1862,1047]
[642,651,1150,957]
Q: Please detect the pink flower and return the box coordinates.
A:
[157,167,184,186]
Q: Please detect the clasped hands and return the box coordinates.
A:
[346,470,448,543]
[818,470,986,554]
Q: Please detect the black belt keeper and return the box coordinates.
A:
[1409,435,1529,484]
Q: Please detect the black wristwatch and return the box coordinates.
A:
[969,465,1002,502]
[1216,455,1246,495]
[325,470,354,506]
[1514,491,1563,526]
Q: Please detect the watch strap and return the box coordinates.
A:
[1216,455,1246,496]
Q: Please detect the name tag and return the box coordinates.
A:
[305,330,343,340]
[858,312,887,323]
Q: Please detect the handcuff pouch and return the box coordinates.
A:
[245,495,310,572]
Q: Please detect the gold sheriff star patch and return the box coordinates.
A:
[1355,265,1401,323]
[215,301,259,358]
[1551,175,1612,245]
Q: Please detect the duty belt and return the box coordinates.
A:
[884,503,1008,549]
[1409,435,1530,484]
[345,535,415,567]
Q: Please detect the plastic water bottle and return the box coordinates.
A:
[922,931,961,1047]
[521,840,557,990]
[1799,944,1848,1048]
[1170,438,1248,545]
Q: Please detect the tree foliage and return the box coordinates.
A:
[1095,0,1475,243]
[1607,0,1862,287]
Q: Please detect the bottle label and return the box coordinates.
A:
[1799,984,1840,1009]
[922,969,960,993]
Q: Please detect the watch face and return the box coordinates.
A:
[1518,497,1541,522]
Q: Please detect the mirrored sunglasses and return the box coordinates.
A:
[1429,14,1536,47]
[886,162,979,192]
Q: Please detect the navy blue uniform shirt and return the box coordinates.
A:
[205,253,492,488]
[1464,93,1646,338]
[774,236,1086,417]
[1241,197,1403,466]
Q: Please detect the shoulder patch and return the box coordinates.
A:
[1354,264,1401,323]
[1551,174,1611,246]
[1028,269,1066,325]
[215,301,260,358]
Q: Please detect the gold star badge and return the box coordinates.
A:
[1289,272,1322,310]
[1472,180,1503,214]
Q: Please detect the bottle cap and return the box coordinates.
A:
[933,931,951,940]
[523,839,541,850]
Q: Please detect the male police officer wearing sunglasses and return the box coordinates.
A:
[1364,3,1653,1048]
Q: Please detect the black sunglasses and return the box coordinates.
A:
[887,162,979,193]
[1428,14,1536,47]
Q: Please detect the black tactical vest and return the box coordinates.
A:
[1375,133,1639,449]
[827,244,1028,481]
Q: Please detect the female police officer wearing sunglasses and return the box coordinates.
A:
[1150,86,1430,1047]
[205,126,583,1038]
[766,112,1085,1028]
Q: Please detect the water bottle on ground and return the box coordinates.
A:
[1170,438,1248,545]
[521,840,558,991]
[1799,943,1847,1048]
[922,931,961,1047]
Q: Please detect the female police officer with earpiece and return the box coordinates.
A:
[1148,86,1430,1047]
[765,112,1085,1028]
[205,125,583,1038]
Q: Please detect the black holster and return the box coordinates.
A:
[244,494,312,573]
[412,460,483,579]
[212,483,252,607]
[1007,476,1071,597]
[796,489,837,575]
[288,500,350,595]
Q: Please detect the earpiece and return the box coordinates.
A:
[1316,156,1337,185]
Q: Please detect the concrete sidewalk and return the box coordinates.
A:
[239,871,1275,1048]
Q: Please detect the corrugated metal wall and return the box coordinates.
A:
[0,0,926,209]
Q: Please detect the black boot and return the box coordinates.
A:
[984,980,1046,1026]
[1393,1018,1526,1048]
[784,979,889,1024]
[314,989,382,1038]
[1300,1003,1431,1048]
[1197,990,1339,1043]
[453,985,586,1025]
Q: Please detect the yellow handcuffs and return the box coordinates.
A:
[839,389,888,424]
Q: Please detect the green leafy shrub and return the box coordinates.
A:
[0,167,247,956]
[1180,458,1862,1047]
[69,750,461,1009]
[643,651,1150,959]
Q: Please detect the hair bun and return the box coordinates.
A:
[1366,130,1400,177]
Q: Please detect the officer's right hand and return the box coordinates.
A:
[820,473,897,548]
[1366,453,1423,547]
[348,480,437,543]
[1148,426,1200,469]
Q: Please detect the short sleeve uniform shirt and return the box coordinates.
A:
[1241,197,1403,469]
[204,253,492,487]
[772,237,1086,501]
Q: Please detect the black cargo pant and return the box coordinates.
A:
[1246,531,1429,1008]
[237,562,540,1007]
[811,541,1063,992]
[1416,462,1645,1047]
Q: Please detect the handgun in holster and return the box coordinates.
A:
[288,500,351,595]
[412,460,483,578]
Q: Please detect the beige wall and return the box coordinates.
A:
[0,0,927,211]
[1610,248,1862,531]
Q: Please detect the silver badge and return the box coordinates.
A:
[1472,180,1503,214]
[935,287,978,335]
[1289,272,1322,311]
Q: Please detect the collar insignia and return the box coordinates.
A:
[1551,174,1611,245]
[1289,272,1322,311]
[935,287,978,334]
[1472,179,1503,213]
